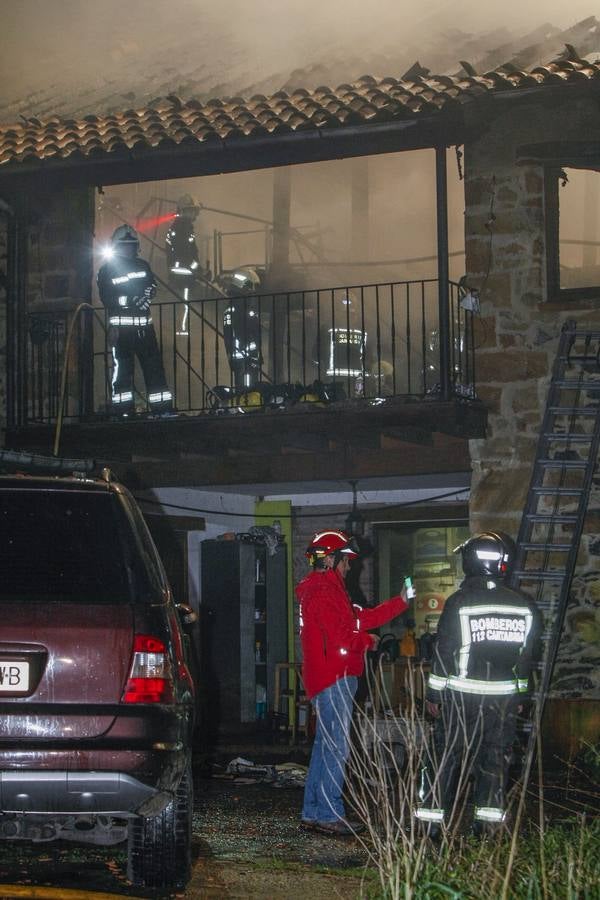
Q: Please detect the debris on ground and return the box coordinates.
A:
[217,757,307,787]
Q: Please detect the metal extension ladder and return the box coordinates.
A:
[509,319,600,735]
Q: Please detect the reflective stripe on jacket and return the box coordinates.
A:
[426,576,541,701]
[296,568,407,700]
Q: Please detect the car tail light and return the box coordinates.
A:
[122,635,174,704]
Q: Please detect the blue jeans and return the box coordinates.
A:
[301,675,357,824]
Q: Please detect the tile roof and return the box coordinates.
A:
[0,52,599,176]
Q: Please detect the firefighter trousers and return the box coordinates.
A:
[110,324,172,412]
[417,693,519,828]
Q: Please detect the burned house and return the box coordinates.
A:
[0,29,599,749]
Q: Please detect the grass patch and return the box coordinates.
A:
[373,819,600,899]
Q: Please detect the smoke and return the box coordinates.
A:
[1,0,596,101]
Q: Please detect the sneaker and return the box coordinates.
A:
[299,819,317,831]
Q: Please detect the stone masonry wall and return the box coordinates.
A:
[464,95,600,698]
[0,185,95,435]
[26,187,94,310]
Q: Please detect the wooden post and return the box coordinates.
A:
[436,146,451,401]
[271,167,292,273]
[351,157,369,261]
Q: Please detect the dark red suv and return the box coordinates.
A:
[0,472,195,891]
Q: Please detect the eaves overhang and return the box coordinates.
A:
[0,52,598,190]
[0,112,464,191]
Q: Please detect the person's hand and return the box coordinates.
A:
[369,634,380,651]
[426,700,441,718]
[397,584,416,606]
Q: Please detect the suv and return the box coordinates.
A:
[0,472,195,891]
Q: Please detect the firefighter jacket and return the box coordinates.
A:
[426,575,541,702]
[223,298,262,364]
[97,256,156,325]
[165,215,200,277]
[296,567,407,700]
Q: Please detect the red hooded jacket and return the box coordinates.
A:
[296,567,408,699]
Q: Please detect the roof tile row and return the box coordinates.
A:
[0,54,598,171]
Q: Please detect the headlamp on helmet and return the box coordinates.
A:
[454,531,516,579]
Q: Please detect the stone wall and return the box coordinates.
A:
[464,95,600,699]
[0,185,95,434]
[25,187,94,310]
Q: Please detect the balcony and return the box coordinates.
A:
[19,278,477,421]
[6,277,485,483]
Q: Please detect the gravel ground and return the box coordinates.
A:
[0,759,374,899]
[188,771,372,899]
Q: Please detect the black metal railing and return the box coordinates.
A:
[22,278,476,424]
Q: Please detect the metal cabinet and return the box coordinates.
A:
[200,539,287,732]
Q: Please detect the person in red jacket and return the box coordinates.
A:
[297,529,411,835]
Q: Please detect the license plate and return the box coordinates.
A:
[0,662,30,692]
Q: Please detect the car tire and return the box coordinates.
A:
[127,757,193,889]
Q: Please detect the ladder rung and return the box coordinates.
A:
[513,570,567,581]
[519,543,572,551]
[531,486,583,496]
[526,513,578,523]
[549,406,598,416]
[543,433,592,442]
[539,458,587,469]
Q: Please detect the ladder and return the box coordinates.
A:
[509,319,600,730]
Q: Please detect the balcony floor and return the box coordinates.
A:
[6,395,486,489]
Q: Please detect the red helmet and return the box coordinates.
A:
[305,529,359,561]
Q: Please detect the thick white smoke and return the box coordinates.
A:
[1,0,596,106]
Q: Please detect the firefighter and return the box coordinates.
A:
[415,531,541,836]
[315,292,370,397]
[97,225,173,416]
[221,267,263,391]
[165,194,205,335]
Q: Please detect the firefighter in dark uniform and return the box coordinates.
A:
[97,224,173,416]
[165,194,205,334]
[221,267,263,391]
[415,531,541,835]
[315,292,370,397]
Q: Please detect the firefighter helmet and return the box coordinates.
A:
[297,391,326,406]
[111,224,139,252]
[227,266,261,295]
[305,529,359,561]
[455,531,516,579]
[238,390,263,410]
[176,194,199,217]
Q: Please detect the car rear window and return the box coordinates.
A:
[0,489,133,602]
